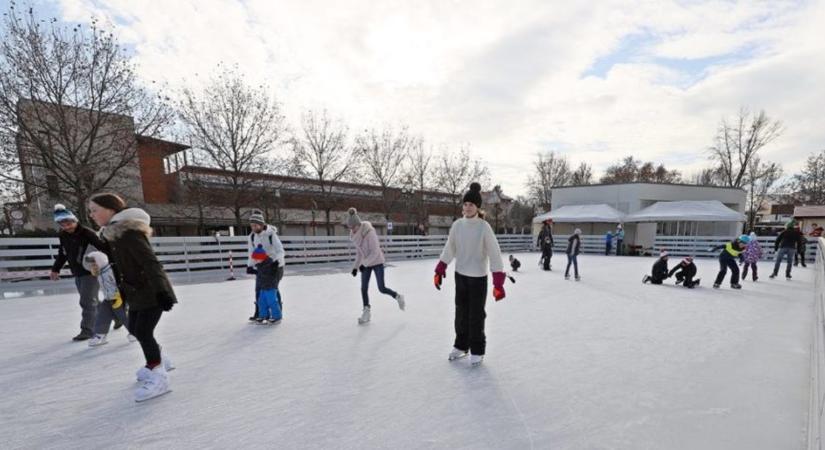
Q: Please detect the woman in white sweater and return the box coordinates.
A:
[434,183,506,366]
[347,208,405,325]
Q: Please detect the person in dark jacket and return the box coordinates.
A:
[642,251,669,284]
[712,235,749,289]
[90,193,177,403]
[565,228,581,281]
[537,221,554,271]
[795,227,808,268]
[669,256,700,288]
[509,255,521,272]
[770,221,803,279]
[49,204,108,341]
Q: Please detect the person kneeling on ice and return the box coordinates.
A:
[347,207,404,325]
[434,182,505,367]
[642,250,670,285]
[84,251,136,346]
[710,234,750,289]
[668,256,700,288]
[251,245,282,324]
[509,255,521,272]
[246,211,285,321]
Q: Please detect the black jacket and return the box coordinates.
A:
[255,258,280,290]
[651,257,669,280]
[668,261,697,279]
[51,225,107,276]
[775,229,803,250]
[566,234,580,256]
[537,226,554,250]
[102,210,177,312]
[510,258,521,271]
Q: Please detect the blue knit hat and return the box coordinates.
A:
[251,244,268,262]
[53,204,78,223]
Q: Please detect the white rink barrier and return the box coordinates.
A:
[809,237,825,450]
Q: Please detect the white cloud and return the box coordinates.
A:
[56,0,825,196]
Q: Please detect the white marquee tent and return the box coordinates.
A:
[532,204,625,224]
[624,200,745,223]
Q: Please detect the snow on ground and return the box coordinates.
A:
[0,254,815,450]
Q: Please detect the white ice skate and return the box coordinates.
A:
[134,366,171,402]
[395,293,406,311]
[87,334,108,347]
[358,306,371,325]
[448,347,468,361]
[136,355,176,382]
[470,354,484,366]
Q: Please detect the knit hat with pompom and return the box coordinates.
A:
[462,182,483,208]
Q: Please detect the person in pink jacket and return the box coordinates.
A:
[347,208,405,325]
[741,231,763,281]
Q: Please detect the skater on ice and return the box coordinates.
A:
[537,219,554,271]
[770,221,803,280]
[564,228,582,281]
[741,232,762,282]
[604,230,613,256]
[795,225,808,268]
[668,256,700,288]
[250,245,283,324]
[347,207,405,325]
[642,250,670,285]
[615,224,625,256]
[434,182,505,366]
[711,234,750,289]
[83,251,136,346]
[246,211,285,321]
[509,255,521,272]
[90,193,178,402]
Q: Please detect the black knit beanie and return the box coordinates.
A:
[462,182,482,208]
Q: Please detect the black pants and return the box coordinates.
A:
[741,262,757,280]
[650,271,667,284]
[674,270,698,287]
[541,248,553,270]
[254,265,284,316]
[795,250,807,267]
[454,273,488,356]
[129,306,163,366]
[714,253,740,285]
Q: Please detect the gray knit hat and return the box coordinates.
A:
[249,210,265,226]
[346,207,361,228]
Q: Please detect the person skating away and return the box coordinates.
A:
[509,255,521,272]
[84,251,136,346]
[711,235,750,289]
[434,182,506,367]
[668,256,700,288]
[642,250,670,285]
[250,246,282,324]
[246,211,286,321]
[770,221,803,280]
[89,193,177,402]
[49,204,109,341]
[615,224,625,256]
[565,229,582,281]
[346,207,404,325]
[604,230,613,256]
[537,220,554,270]
[741,232,762,281]
[795,228,808,268]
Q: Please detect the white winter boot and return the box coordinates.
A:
[136,353,176,382]
[358,306,371,325]
[470,354,484,366]
[448,347,468,361]
[395,294,406,311]
[87,334,108,347]
[134,365,171,402]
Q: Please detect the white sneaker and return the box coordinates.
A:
[395,294,405,311]
[134,366,171,402]
[127,334,137,343]
[88,334,108,347]
[470,354,484,366]
[448,347,468,361]
[358,307,371,325]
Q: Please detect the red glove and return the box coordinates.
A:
[492,272,506,301]
[434,261,447,290]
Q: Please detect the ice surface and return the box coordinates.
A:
[0,254,815,449]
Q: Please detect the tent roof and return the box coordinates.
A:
[533,204,625,223]
[624,200,744,222]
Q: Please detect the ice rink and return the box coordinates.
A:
[0,253,815,449]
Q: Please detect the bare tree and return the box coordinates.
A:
[434,144,489,219]
[744,156,782,231]
[403,138,434,227]
[178,65,287,228]
[691,167,723,186]
[792,149,825,204]
[0,6,173,221]
[600,156,639,184]
[709,107,783,188]
[292,109,354,235]
[570,162,593,185]
[526,151,571,210]
[354,125,411,220]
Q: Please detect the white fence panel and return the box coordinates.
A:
[809,238,825,450]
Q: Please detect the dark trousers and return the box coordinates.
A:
[616,239,623,256]
[541,248,553,270]
[74,275,99,336]
[565,254,579,278]
[674,270,698,287]
[714,253,740,285]
[454,273,488,356]
[254,265,284,316]
[795,250,807,267]
[742,262,758,280]
[129,307,163,366]
[605,242,612,255]
[361,264,397,307]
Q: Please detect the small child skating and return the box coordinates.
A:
[565,229,582,281]
[642,250,669,285]
[604,231,613,256]
[251,245,282,324]
[668,256,700,288]
[741,232,762,281]
[434,182,505,367]
[246,212,285,321]
[509,255,521,272]
[711,235,750,289]
[84,251,135,346]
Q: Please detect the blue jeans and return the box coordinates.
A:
[565,254,579,278]
[361,264,398,307]
[772,247,794,276]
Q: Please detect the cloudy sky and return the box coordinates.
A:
[6,0,825,196]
